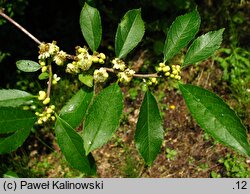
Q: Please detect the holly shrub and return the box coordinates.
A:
[0,3,249,176]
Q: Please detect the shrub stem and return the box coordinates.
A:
[0,8,42,45]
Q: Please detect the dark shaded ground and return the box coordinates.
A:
[24,59,249,178]
[89,61,250,178]
[1,57,249,178]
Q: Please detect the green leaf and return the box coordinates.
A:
[59,87,94,129]
[78,74,94,88]
[80,3,102,51]
[135,91,164,165]
[0,124,33,154]
[38,72,49,80]
[183,28,224,67]
[115,9,145,58]
[179,83,250,157]
[0,89,34,107]
[163,10,200,62]
[55,117,96,175]
[16,60,41,72]
[0,107,36,134]
[83,83,123,154]
[3,170,19,178]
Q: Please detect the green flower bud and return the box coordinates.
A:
[159,62,165,67]
[99,59,105,64]
[46,107,53,114]
[92,56,99,63]
[43,97,50,105]
[162,66,170,72]
[40,60,46,66]
[38,91,47,101]
[99,53,106,60]
[23,106,30,110]
[41,66,48,73]
[37,119,43,125]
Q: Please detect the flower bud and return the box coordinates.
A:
[23,106,30,110]
[92,56,99,63]
[41,66,48,73]
[37,119,43,125]
[151,77,157,83]
[172,70,178,75]
[159,62,165,67]
[50,105,55,110]
[46,107,53,114]
[99,53,106,60]
[30,105,37,110]
[38,91,47,101]
[162,66,170,72]
[99,59,105,64]
[40,61,46,66]
[165,72,170,76]
[43,97,50,105]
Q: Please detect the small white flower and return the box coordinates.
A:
[53,74,61,81]
[53,50,67,66]
[52,74,61,85]
[93,68,109,83]
[77,53,93,71]
[48,42,59,55]
[38,41,60,60]
[118,68,135,83]
[112,58,126,71]
[66,63,79,74]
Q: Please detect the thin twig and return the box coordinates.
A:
[0,8,42,45]
[103,67,159,78]
[47,64,52,98]
[66,53,78,60]
[0,8,159,79]
[133,73,159,78]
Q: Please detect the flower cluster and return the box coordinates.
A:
[111,58,135,83]
[66,46,106,74]
[118,68,135,83]
[92,52,106,64]
[147,77,158,85]
[35,105,56,125]
[93,68,109,83]
[38,41,67,66]
[156,63,181,80]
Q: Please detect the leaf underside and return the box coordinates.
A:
[16,60,41,72]
[0,89,34,107]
